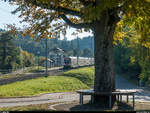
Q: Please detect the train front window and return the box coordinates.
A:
[65,59,71,64]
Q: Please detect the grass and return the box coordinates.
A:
[0,67,94,97]
[0,76,88,97]
[63,67,94,87]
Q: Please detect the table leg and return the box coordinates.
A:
[80,94,83,104]
[117,95,119,101]
[118,94,120,102]
[120,95,122,102]
[109,95,112,109]
[133,94,135,110]
[91,95,94,104]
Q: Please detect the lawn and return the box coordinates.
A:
[0,67,94,97]
[63,67,95,87]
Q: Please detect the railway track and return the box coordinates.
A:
[0,65,93,85]
[0,68,63,85]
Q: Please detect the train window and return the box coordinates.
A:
[64,58,71,64]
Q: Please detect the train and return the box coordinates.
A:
[63,56,94,69]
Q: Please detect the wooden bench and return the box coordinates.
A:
[76,89,136,109]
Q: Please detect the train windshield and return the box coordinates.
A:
[64,58,71,64]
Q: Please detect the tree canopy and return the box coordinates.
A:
[5,0,150,45]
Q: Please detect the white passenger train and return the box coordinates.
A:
[63,56,94,69]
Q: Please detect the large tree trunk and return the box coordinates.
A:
[92,10,119,105]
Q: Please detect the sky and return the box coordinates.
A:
[0,1,92,40]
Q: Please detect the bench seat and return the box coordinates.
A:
[76,89,136,109]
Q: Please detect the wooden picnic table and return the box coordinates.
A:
[76,89,136,109]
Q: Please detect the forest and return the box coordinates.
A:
[0,30,35,72]
[13,34,94,57]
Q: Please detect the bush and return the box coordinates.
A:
[139,71,150,86]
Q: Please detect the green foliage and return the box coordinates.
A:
[139,72,149,83]
[137,47,150,85]
[114,39,141,80]
[0,32,22,71]
[0,31,36,71]
[114,25,150,86]
[21,50,35,67]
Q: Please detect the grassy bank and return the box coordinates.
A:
[0,67,94,97]
[63,67,94,87]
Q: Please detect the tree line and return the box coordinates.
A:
[0,31,35,72]
[13,34,94,58]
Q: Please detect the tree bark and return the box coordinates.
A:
[92,10,119,104]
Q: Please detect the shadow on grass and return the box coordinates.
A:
[69,101,134,111]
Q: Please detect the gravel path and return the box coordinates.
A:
[0,75,150,108]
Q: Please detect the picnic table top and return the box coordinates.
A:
[76,89,137,95]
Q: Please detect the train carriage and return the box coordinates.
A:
[63,56,94,69]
